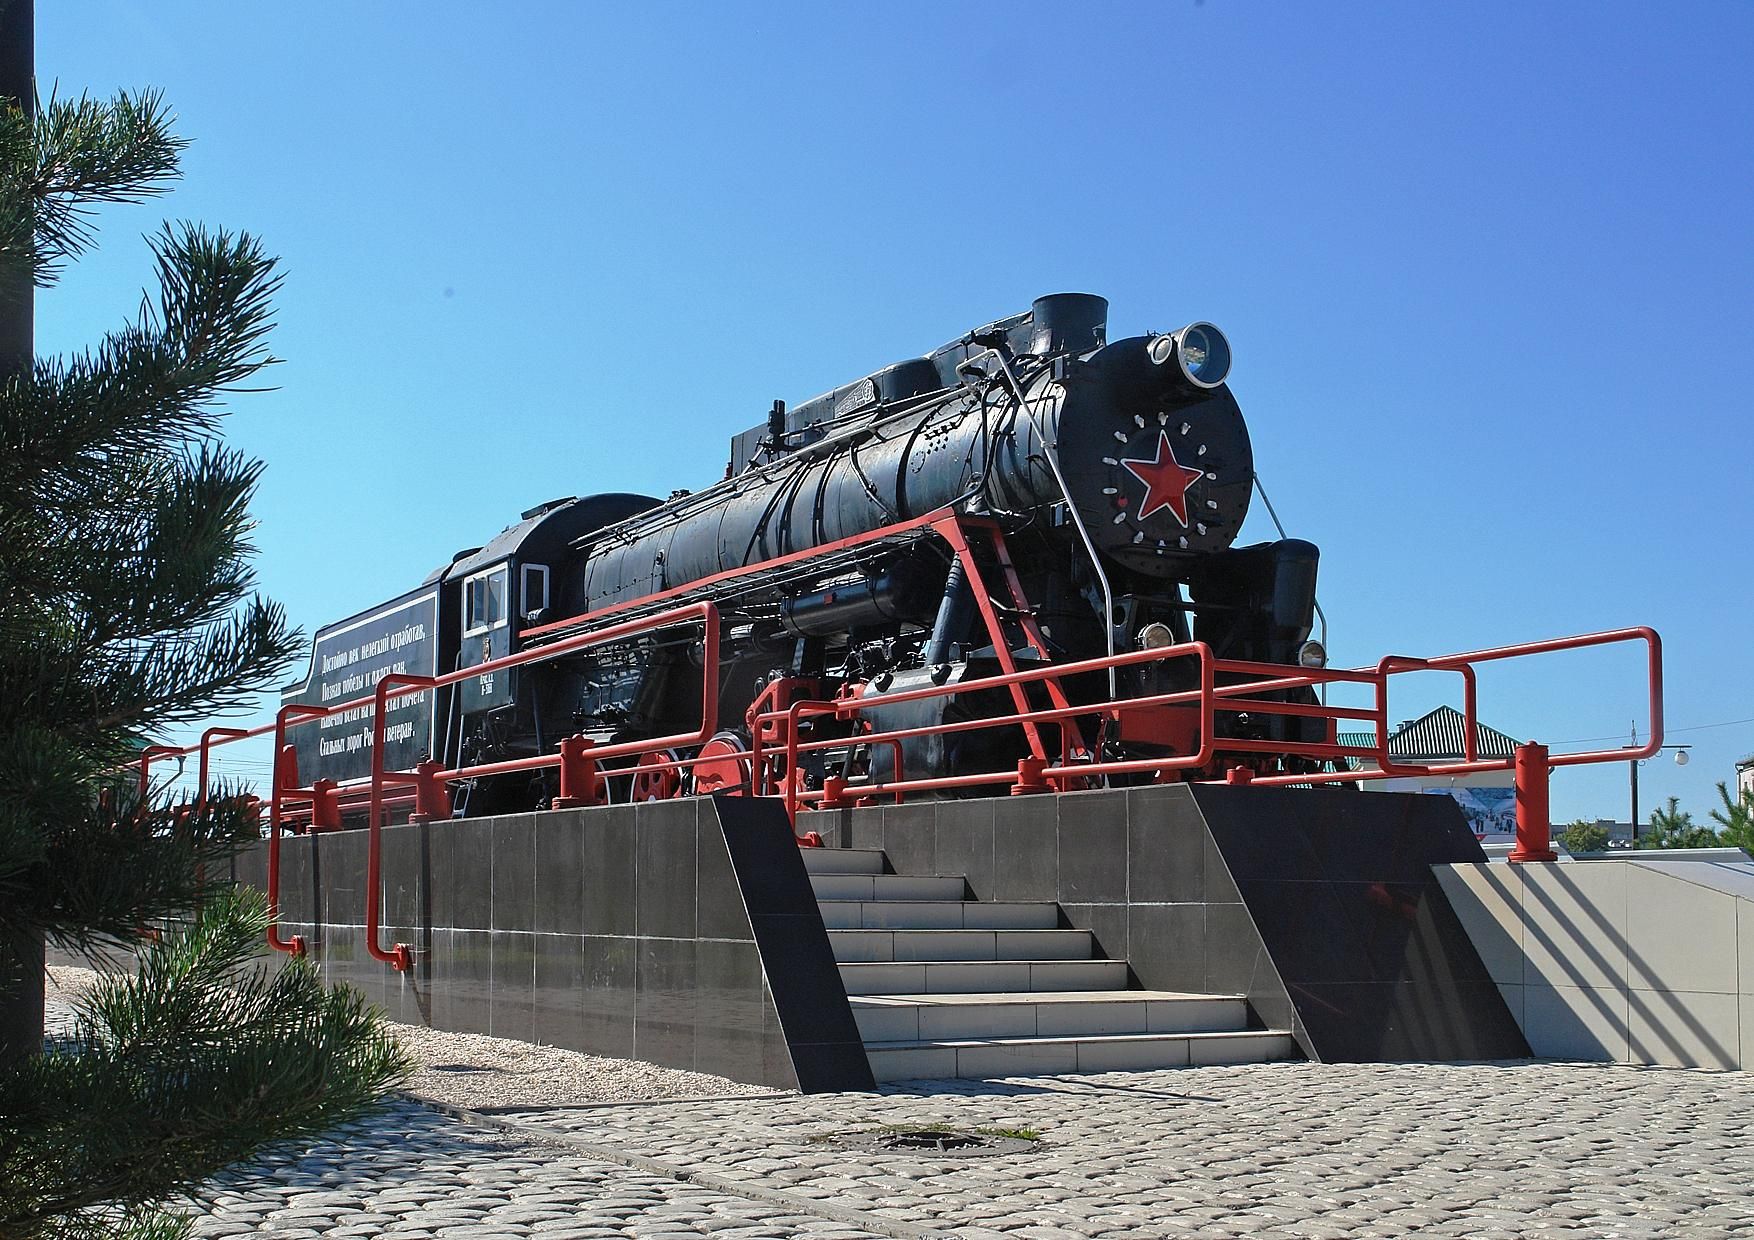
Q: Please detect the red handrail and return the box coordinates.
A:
[145,610,1663,959]
[756,626,1664,866]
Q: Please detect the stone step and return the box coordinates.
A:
[839,958,1131,995]
[810,873,966,902]
[850,991,1250,1042]
[828,928,1095,963]
[798,847,887,875]
[816,899,1060,931]
[865,1029,1297,1082]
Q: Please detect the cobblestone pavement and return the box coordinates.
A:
[490,1062,1754,1238]
[183,1098,894,1240]
[47,970,1754,1236]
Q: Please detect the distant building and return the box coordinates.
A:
[1739,755,1754,801]
[1340,705,1520,839]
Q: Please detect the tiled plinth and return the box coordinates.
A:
[232,795,872,1092]
[1438,855,1754,1069]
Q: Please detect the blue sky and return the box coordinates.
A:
[37,2,1754,823]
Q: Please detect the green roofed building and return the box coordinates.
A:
[1340,706,1521,839]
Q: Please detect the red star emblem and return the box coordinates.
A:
[1120,430,1203,526]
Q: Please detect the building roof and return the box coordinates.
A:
[1337,705,1520,762]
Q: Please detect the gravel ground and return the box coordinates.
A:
[45,964,783,1109]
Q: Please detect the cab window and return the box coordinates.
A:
[464,565,509,635]
[520,563,550,619]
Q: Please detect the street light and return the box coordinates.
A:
[1629,721,1692,843]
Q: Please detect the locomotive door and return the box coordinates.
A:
[458,562,515,714]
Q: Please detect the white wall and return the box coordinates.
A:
[1437,857,1754,1070]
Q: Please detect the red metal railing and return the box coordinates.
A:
[134,611,1661,969]
[756,626,1663,867]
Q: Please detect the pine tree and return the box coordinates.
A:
[1639,796,1720,850]
[1709,781,1754,855]
[0,80,410,1239]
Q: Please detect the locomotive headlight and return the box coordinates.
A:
[1137,622,1176,650]
[1149,322,1232,389]
[1297,639,1328,669]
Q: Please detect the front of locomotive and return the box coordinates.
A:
[977,298,1324,770]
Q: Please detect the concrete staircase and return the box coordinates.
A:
[804,846,1296,1082]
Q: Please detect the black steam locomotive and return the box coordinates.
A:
[280,294,1323,812]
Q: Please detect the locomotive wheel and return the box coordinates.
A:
[692,731,752,795]
[630,749,683,801]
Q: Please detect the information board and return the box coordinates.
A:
[281,589,441,786]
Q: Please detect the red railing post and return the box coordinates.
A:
[136,744,179,808]
[266,729,309,958]
[1012,754,1050,795]
[196,727,249,808]
[309,778,341,831]
[1225,766,1255,785]
[1509,741,1558,863]
[366,676,417,972]
[409,760,452,824]
[552,734,601,808]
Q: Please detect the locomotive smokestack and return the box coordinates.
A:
[1028,293,1108,356]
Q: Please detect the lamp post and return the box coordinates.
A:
[1629,721,1691,844]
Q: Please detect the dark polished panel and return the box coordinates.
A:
[579,934,637,1059]
[490,815,536,933]
[935,799,997,901]
[583,805,637,937]
[532,813,586,936]
[1193,785,1527,1062]
[1291,980,1525,1061]
[447,819,494,930]
[634,800,697,940]
[879,801,936,877]
[532,932,587,1050]
[695,939,766,1083]
[1126,903,1207,994]
[710,796,872,1091]
[992,794,1058,902]
[1057,790,1128,903]
[490,930,536,1042]
[1125,786,1205,904]
[634,936,698,1070]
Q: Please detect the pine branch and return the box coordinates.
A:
[0,223,281,508]
[0,767,259,952]
[0,890,411,1235]
[0,88,185,289]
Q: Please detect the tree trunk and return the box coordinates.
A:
[0,928,46,1064]
[0,0,36,1064]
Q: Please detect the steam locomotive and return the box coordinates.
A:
[280,294,1324,813]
